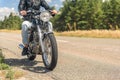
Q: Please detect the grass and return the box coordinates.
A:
[0,29,21,33]
[0,49,24,80]
[0,49,4,63]
[6,69,14,80]
[0,29,120,39]
[55,30,120,39]
[14,70,24,79]
[0,49,9,70]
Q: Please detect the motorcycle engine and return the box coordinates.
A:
[29,32,41,54]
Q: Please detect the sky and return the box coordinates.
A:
[0,0,65,20]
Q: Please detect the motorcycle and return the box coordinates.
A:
[19,10,58,70]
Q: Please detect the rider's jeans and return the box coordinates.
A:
[21,21,53,45]
[21,21,32,45]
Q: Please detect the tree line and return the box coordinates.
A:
[0,13,22,30]
[52,0,120,31]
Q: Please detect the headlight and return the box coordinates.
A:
[40,11,51,22]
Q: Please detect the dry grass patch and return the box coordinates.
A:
[0,29,21,33]
[0,70,7,80]
[0,69,25,80]
[1,29,120,38]
[14,69,25,79]
[55,30,120,39]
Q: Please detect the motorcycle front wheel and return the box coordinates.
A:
[42,33,58,70]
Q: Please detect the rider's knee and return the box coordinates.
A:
[22,21,32,30]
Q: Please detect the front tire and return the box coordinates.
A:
[42,33,58,70]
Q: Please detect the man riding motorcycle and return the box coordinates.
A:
[18,0,57,56]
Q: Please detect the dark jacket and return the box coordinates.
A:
[18,0,51,20]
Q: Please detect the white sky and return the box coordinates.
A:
[0,7,15,20]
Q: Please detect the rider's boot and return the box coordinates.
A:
[22,47,28,56]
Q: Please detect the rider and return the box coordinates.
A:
[18,0,57,56]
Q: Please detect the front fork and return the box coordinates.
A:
[37,22,53,54]
[37,25,45,54]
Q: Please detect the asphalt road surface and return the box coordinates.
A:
[0,32,120,80]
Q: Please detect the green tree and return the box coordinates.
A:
[52,0,120,31]
[0,13,22,30]
[102,0,120,30]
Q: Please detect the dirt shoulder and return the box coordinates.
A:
[1,49,54,80]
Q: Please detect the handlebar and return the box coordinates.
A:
[27,10,41,14]
[26,10,55,16]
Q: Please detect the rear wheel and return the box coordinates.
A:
[42,33,58,70]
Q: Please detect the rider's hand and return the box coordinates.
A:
[51,10,58,15]
[20,10,27,16]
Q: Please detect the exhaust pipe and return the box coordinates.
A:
[18,44,24,50]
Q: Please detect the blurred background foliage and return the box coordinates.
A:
[0,0,120,31]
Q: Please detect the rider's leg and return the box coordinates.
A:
[21,21,32,55]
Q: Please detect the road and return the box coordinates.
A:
[0,32,120,80]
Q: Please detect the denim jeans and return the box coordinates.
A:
[21,21,53,45]
[21,21,32,45]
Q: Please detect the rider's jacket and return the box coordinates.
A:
[18,0,51,11]
[18,0,51,20]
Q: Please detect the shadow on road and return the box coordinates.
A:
[4,58,50,73]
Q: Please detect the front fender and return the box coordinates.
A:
[42,32,53,40]
[48,22,53,32]
[44,32,53,36]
